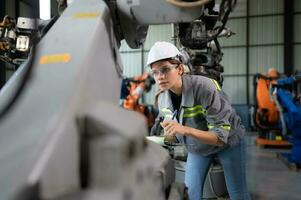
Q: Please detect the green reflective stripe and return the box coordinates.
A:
[183,110,205,118]
[184,105,203,111]
[184,105,207,116]
[207,124,214,129]
[184,108,207,115]
[183,105,207,118]
[161,108,173,117]
[207,124,231,131]
[220,124,231,131]
[210,79,221,91]
[162,108,172,113]
[161,108,173,118]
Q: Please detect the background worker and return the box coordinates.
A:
[148,41,251,200]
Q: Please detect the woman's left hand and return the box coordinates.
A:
[160,121,188,136]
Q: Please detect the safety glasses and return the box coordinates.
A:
[151,64,178,77]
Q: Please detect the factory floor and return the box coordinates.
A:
[246,132,301,200]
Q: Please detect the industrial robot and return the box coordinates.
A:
[121,72,157,131]
[273,71,301,168]
[253,68,282,139]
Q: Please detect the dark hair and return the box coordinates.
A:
[167,59,182,65]
[154,89,164,107]
[151,58,182,68]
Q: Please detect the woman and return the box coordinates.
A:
[148,41,251,200]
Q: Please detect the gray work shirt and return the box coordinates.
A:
[151,74,245,156]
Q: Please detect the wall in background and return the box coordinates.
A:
[294,1,301,71]
[120,24,173,105]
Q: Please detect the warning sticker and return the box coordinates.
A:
[73,12,101,19]
[39,53,71,65]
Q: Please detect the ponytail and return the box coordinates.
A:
[154,89,164,107]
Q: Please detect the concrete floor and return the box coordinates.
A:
[246,132,301,200]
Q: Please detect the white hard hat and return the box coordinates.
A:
[146,41,182,68]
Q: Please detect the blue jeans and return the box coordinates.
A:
[184,140,251,200]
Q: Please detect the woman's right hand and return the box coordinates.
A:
[160,120,188,136]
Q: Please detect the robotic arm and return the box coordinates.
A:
[0,0,235,64]
[172,0,236,86]
[0,15,39,65]
[122,72,156,129]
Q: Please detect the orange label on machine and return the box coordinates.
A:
[39,54,71,65]
[73,12,101,19]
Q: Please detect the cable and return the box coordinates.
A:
[0,20,38,123]
[40,16,59,38]
[166,0,212,8]
[207,0,233,42]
